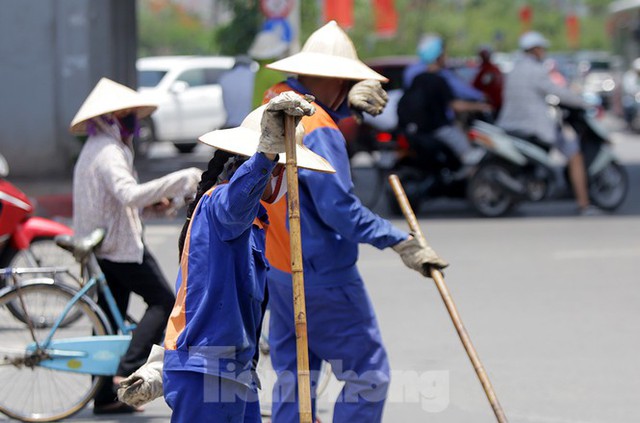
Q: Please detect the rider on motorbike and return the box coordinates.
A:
[621,57,640,131]
[496,31,600,216]
[397,34,492,176]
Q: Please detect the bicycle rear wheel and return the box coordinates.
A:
[0,283,110,422]
[1,237,85,324]
[1,237,82,289]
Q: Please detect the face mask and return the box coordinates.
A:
[265,169,287,204]
[117,113,138,139]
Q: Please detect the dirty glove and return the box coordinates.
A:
[392,234,449,277]
[348,79,388,121]
[258,91,316,155]
[117,344,164,407]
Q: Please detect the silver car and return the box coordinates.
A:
[136,56,238,154]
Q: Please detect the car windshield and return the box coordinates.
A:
[138,70,167,88]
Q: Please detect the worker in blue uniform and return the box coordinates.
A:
[262,22,449,423]
[117,91,334,422]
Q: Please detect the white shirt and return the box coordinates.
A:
[72,125,200,263]
[497,53,584,144]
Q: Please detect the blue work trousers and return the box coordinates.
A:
[164,370,261,422]
[268,276,390,423]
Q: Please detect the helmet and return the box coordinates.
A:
[519,31,550,51]
[417,34,444,65]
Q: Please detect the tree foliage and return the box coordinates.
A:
[213,1,261,55]
[138,0,215,56]
[138,0,613,59]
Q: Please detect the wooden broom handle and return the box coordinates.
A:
[388,174,508,423]
[284,115,313,423]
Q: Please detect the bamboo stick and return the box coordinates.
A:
[284,115,313,423]
[388,174,508,423]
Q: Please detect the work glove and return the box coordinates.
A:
[348,79,388,121]
[117,344,164,408]
[258,91,316,155]
[392,234,449,277]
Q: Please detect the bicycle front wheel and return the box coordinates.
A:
[0,283,110,422]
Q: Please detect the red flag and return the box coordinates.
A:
[566,14,580,49]
[324,0,354,29]
[519,5,532,32]
[373,0,398,37]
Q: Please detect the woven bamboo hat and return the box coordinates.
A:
[266,21,387,82]
[198,105,335,173]
[70,78,157,135]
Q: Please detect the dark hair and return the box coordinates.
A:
[178,149,233,259]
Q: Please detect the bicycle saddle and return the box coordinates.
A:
[55,228,106,262]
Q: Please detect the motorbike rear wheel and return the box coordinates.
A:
[467,162,517,217]
[588,161,628,211]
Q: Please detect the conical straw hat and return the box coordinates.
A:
[266,21,387,82]
[198,106,335,173]
[70,78,158,135]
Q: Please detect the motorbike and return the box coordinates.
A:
[383,130,474,215]
[374,108,495,216]
[466,103,628,217]
[0,154,79,290]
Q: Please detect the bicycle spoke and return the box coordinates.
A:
[0,283,106,421]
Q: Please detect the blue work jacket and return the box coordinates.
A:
[164,153,275,387]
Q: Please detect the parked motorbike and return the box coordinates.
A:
[0,154,79,290]
[466,104,628,217]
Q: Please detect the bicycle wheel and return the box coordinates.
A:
[1,237,86,324]
[0,283,111,422]
[1,237,83,289]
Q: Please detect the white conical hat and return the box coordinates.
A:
[198,106,335,173]
[70,78,158,135]
[266,21,387,82]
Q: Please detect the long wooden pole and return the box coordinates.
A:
[284,115,313,423]
[388,174,509,423]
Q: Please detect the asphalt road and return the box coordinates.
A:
[3,117,639,422]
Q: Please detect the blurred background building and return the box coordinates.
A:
[0,0,136,177]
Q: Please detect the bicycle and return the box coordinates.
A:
[0,229,133,422]
[0,265,86,328]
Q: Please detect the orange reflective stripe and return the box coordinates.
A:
[262,197,291,273]
[164,238,190,350]
[164,188,215,350]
